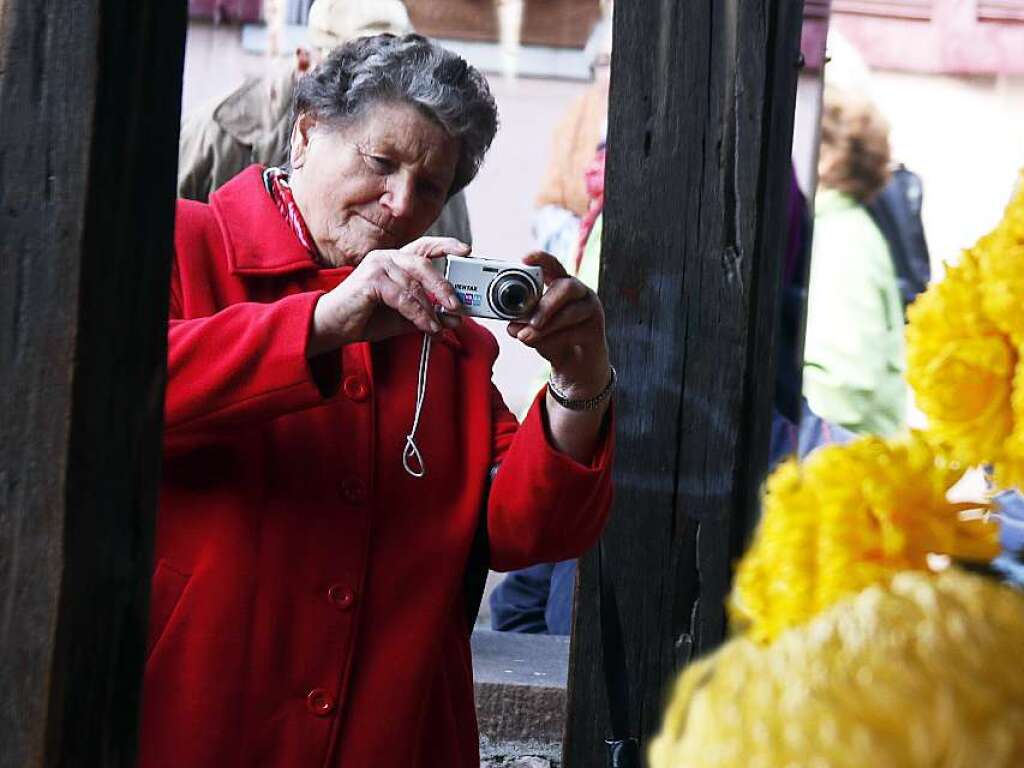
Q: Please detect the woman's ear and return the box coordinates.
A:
[290,113,315,170]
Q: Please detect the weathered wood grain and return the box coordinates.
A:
[563,2,806,765]
[0,2,186,765]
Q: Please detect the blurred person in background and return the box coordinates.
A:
[868,162,932,312]
[802,88,906,436]
[178,0,472,243]
[531,5,612,269]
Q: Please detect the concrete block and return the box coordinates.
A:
[472,630,568,745]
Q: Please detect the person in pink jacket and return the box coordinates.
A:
[142,34,615,768]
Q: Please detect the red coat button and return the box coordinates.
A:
[328,584,356,611]
[342,375,370,402]
[341,478,366,505]
[306,688,335,717]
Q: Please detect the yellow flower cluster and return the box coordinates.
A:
[906,175,1024,487]
[649,172,1024,768]
[650,570,1024,768]
[730,433,999,644]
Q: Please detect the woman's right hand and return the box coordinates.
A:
[308,237,468,356]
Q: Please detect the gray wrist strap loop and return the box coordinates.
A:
[402,333,432,478]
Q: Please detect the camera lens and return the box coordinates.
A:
[500,282,529,311]
[489,272,539,320]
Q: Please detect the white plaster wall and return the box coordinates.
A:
[822,30,1024,276]
[869,71,1024,274]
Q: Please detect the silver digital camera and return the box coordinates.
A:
[444,255,544,321]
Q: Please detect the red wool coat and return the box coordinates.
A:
[140,166,614,768]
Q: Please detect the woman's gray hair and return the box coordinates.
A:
[294,34,498,195]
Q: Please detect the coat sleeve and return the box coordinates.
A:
[163,262,341,455]
[486,387,614,572]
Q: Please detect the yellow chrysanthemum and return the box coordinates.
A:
[978,225,1024,347]
[977,172,1024,341]
[730,434,999,644]
[906,173,1024,487]
[906,248,1021,481]
[651,570,1024,768]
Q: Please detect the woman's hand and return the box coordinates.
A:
[507,252,611,401]
[508,252,612,464]
[308,237,467,356]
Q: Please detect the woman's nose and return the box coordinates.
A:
[381,175,416,220]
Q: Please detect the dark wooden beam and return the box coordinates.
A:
[0,2,186,764]
[563,1,806,764]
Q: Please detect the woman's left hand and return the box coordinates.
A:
[507,252,611,401]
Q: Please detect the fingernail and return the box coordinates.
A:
[530,315,544,329]
[430,321,441,333]
[518,329,535,343]
[446,296,461,311]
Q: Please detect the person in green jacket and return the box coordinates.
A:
[803,88,906,436]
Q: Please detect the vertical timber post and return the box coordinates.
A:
[0,2,186,765]
[564,1,805,765]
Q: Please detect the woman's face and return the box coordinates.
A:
[288,100,460,266]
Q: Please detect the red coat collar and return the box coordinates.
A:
[210,165,320,277]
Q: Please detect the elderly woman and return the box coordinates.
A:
[141,35,614,768]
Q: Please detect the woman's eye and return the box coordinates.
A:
[368,155,394,173]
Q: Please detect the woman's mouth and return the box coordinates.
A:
[358,213,398,239]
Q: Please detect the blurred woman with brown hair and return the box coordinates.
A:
[802,88,906,436]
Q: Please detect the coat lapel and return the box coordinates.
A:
[210,165,319,277]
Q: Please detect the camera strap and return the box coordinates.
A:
[402,333,432,478]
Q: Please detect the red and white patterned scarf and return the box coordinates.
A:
[263,167,319,259]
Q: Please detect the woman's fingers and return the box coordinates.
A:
[513,324,589,366]
[522,251,569,285]
[401,236,470,259]
[379,277,442,334]
[528,276,590,330]
[363,254,438,333]
[392,252,463,312]
[378,252,470,334]
[518,297,596,342]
